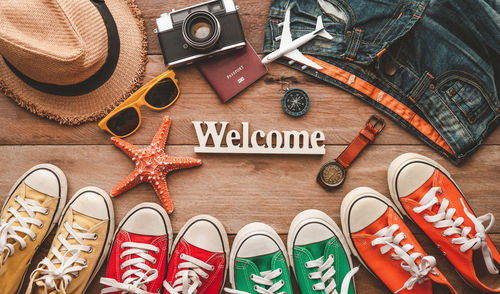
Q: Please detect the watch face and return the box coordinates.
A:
[318,161,346,188]
[282,88,310,117]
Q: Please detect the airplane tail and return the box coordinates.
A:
[315,16,334,40]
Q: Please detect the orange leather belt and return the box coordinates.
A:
[305,55,454,156]
[317,115,385,190]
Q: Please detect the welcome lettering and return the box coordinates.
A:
[192,121,325,155]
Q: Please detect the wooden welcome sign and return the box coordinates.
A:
[192,121,325,155]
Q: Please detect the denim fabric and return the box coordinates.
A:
[263,0,500,164]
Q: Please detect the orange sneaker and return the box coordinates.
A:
[388,153,500,292]
[341,187,457,294]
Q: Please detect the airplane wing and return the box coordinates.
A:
[279,8,293,48]
[284,49,323,70]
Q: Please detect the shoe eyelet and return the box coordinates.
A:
[210,265,215,271]
[38,223,44,229]
[152,258,157,264]
[43,209,49,215]
[92,234,98,240]
[308,273,313,279]
[254,286,258,291]
[31,235,36,241]
[87,247,93,253]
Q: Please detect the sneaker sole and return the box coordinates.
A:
[170,215,230,294]
[64,186,115,294]
[340,187,403,279]
[5,164,68,294]
[229,222,289,289]
[287,209,354,281]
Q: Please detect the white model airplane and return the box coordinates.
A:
[261,7,333,70]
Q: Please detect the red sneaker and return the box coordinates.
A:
[100,203,172,293]
[163,215,229,294]
[388,153,500,292]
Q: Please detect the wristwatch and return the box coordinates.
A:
[317,115,385,190]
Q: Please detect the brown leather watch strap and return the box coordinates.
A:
[337,115,385,168]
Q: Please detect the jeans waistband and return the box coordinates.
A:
[264,0,429,65]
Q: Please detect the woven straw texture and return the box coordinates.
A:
[0,0,148,125]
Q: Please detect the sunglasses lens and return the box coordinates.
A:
[106,107,140,137]
[145,78,179,108]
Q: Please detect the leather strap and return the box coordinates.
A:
[337,116,384,168]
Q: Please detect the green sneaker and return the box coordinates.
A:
[288,209,359,294]
[226,222,293,294]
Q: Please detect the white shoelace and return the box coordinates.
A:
[31,221,96,292]
[372,224,438,294]
[0,195,48,264]
[225,268,286,294]
[305,255,359,294]
[100,242,160,294]
[163,253,215,294]
[414,187,498,274]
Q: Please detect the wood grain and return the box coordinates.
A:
[0,145,498,234]
[1,56,499,146]
[0,0,499,293]
[18,231,500,294]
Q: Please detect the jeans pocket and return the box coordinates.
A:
[437,74,494,124]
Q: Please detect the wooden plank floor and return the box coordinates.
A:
[0,0,498,293]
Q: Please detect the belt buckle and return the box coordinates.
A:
[366,115,385,134]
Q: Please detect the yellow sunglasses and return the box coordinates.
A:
[98,70,180,138]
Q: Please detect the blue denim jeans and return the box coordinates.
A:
[263,0,500,164]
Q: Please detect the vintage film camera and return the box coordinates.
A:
[155,0,246,67]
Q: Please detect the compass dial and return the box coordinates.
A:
[282,88,310,117]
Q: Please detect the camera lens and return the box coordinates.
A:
[182,11,220,50]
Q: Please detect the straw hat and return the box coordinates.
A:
[0,0,148,125]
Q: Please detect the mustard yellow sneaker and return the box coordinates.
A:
[0,164,67,294]
[26,187,114,294]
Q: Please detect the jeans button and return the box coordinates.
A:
[447,88,456,97]
[496,107,500,113]
[383,60,397,76]
[429,83,436,90]
[346,31,352,38]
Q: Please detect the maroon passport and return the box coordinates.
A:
[197,41,268,103]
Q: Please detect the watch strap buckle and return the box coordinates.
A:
[366,115,385,134]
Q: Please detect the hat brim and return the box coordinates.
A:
[0,0,148,125]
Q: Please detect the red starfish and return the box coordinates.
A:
[110,116,202,213]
